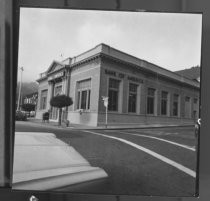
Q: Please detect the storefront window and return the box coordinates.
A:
[147,88,156,115]
[161,91,168,115]
[128,83,138,113]
[40,89,48,110]
[77,79,91,110]
[108,78,120,111]
[173,94,179,116]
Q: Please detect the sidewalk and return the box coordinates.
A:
[13,132,108,190]
[20,118,194,130]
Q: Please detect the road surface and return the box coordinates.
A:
[15,122,198,196]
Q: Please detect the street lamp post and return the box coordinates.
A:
[17,67,24,111]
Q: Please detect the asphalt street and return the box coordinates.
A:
[15,122,198,196]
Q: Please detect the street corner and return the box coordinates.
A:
[12,132,108,191]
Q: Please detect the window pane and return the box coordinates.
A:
[129,83,137,93]
[41,89,48,97]
[173,102,178,116]
[147,88,155,114]
[147,97,154,114]
[87,90,91,109]
[81,91,87,109]
[148,88,155,96]
[109,78,120,89]
[108,78,120,111]
[161,91,168,115]
[161,91,168,99]
[54,85,62,95]
[185,96,190,102]
[172,94,179,116]
[77,91,80,109]
[174,94,179,101]
[161,99,167,115]
[129,94,137,113]
[108,90,118,111]
[128,83,138,113]
[78,79,91,90]
[77,79,91,110]
[40,90,48,109]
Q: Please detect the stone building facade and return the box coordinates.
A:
[36,44,200,127]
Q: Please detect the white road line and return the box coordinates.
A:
[132,130,179,136]
[118,131,195,152]
[83,130,196,178]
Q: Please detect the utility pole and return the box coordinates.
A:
[17,66,24,111]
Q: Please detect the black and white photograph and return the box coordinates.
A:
[13,8,202,196]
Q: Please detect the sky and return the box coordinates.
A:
[18,8,202,82]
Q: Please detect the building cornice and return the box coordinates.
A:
[69,54,101,69]
[36,44,200,90]
[100,53,200,90]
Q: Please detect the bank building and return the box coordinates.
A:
[36,43,200,127]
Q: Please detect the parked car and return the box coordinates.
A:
[15,110,27,121]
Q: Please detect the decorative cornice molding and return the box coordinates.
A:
[70,54,101,70]
[100,53,200,90]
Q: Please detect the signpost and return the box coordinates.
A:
[102,96,109,128]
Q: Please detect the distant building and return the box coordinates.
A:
[23,92,38,105]
[36,44,200,127]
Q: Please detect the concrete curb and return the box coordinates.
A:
[13,167,107,191]
[71,124,195,130]
[16,120,194,131]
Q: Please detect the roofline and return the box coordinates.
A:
[37,43,200,88]
[100,53,199,89]
[98,44,200,86]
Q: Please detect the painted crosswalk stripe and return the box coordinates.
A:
[83,130,196,178]
[118,131,195,151]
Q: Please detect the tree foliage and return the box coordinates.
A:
[50,95,73,108]
[50,95,73,126]
[22,103,35,112]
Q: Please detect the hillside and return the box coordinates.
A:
[16,82,38,97]
[175,66,200,81]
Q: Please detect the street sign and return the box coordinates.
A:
[102,96,109,107]
[102,96,109,128]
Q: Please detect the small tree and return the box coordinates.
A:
[50,95,73,126]
[22,103,36,117]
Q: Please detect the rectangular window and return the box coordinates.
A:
[108,78,120,111]
[173,94,179,116]
[147,88,156,115]
[54,85,62,96]
[40,89,48,110]
[185,96,190,102]
[81,90,87,109]
[87,90,91,110]
[185,96,191,118]
[77,79,91,110]
[128,83,138,113]
[194,98,198,104]
[161,91,168,115]
[77,91,80,109]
